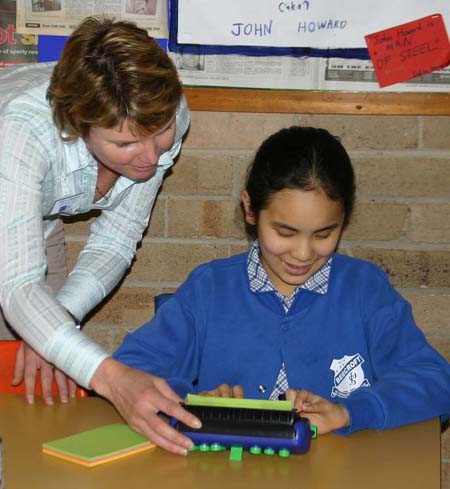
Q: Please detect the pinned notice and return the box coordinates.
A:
[365,14,450,88]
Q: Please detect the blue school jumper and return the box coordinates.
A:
[114,252,450,434]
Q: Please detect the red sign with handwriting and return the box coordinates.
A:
[365,14,450,88]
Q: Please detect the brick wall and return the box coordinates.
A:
[63,111,450,486]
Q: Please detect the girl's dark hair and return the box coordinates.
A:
[244,126,355,240]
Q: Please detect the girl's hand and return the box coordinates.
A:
[199,384,244,398]
[284,388,350,434]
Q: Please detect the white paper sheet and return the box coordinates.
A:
[177,0,450,49]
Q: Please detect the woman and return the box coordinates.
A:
[0,16,199,455]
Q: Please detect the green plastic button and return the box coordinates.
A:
[278,449,290,458]
[229,445,243,461]
[310,425,318,439]
[199,443,210,452]
[188,445,200,452]
[263,448,275,455]
[210,443,226,452]
[249,446,262,455]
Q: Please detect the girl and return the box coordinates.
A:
[114,126,450,436]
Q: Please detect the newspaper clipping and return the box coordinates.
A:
[11,0,450,92]
[15,0,168,36]
[0,0,38,67]
[170,50,450,93]
[170,48,320,91]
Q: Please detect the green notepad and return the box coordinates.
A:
[42,423,155,467]
[186,393,292,411]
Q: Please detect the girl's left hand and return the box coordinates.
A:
[199,384,244,398]
[284,388,350,434]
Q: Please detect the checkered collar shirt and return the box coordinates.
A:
[247,240,332,399]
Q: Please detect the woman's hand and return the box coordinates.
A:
[90,358,202,456]
[13,341,77,405]
[284,388,350,434]
[199,384,244,398]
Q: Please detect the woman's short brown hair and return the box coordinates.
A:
[47,16,182,141]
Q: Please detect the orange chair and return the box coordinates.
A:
[0,339,88,397]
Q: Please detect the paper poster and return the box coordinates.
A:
[365,14,450,87]
[16,0,168,36]
[177,0,450,49]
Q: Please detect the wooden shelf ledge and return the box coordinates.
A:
[184,87,450,115]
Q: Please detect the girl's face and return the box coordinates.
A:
[242,187,345,296]
[85,115,176,182]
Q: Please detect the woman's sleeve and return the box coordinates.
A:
[0,115,108,388]
[56,171,165,321]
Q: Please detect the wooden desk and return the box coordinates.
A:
[0,394,441,489]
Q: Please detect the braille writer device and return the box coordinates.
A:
[173,394,317,457]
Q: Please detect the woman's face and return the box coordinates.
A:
[242,187,345,296]
[85,115,176,181]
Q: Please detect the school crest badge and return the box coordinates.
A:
[330,353,370,398]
